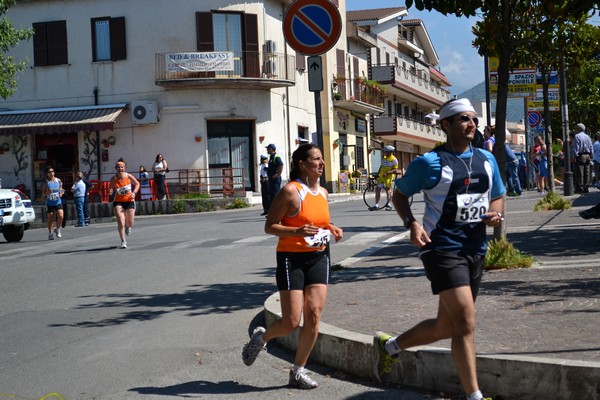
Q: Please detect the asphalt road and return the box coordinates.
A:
[0,199,443,400]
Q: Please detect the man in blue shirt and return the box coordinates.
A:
[373,98,505,400]
[505,143,522,196]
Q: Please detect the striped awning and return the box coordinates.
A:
[0,103,127,135]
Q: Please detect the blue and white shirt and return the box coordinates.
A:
[395,146,505,255]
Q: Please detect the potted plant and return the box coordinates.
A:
[333,92,343,101]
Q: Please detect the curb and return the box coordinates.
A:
[264,292,600,400]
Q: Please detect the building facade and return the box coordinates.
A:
[0,1,452,199]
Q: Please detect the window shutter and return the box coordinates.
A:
[196,12,214,51]
[243,13,260,78]
[47,21,68,66]
[110,17,126,61]
[196,12,215,77]
[33,22,48,67]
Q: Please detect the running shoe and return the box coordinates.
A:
[48,234,54,240]
[54,228,62,238]
[120,241,127,249]
[289,369,318,389]
[384,205,393,211]
[373,331,398,382]
[125,226,131,236]
[368,206,379,211]
[242,326,266,366]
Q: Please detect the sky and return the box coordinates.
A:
[346,0,485,96]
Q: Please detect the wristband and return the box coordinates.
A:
[403,216,416,229]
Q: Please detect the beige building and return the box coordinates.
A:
[0,1,452,198]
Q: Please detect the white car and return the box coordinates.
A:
[0,188,36,242]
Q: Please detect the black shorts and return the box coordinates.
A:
[46,204,63,213]
[420,250,484,300]
[113,201,136,210]
[276,250,329,291]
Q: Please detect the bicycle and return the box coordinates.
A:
[362,173,412,210]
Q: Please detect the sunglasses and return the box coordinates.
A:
[456,115,479,126]
[47,170,54,173]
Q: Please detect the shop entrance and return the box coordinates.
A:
[34,133,78,200]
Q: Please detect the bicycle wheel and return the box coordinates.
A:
[363,183,390,209]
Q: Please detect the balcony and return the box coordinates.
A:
[371,114,446,148]
[155,51,295,90]
[332,77,385,115]
[371,64,451,107]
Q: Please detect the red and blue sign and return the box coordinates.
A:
[527,111,542,128]
[283,0,342,56]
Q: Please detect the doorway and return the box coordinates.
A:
[207,120,254,192]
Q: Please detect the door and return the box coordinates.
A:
[207,120,254,192]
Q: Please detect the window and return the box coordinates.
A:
[196,12,259,78]
[33,21,68,67]
[91,17,126,62]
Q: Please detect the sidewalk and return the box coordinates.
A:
[266,189,600,399]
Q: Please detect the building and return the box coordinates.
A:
[0,1,452,199]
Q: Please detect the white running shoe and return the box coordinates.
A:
[54,228,62,238]
[242,326,266,366]
[289,369,318,389]
[125,227,131,236]
[120,241,127,249]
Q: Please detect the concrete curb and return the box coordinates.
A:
[264,292,600,400]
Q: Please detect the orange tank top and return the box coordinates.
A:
[277,180,331,253]
[113,175,134,202]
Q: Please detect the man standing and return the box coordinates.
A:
[372,98,505,400]
[505,143,522,196]
[572,123,594,193]
[266,143,284,204]
[259,154,270,216]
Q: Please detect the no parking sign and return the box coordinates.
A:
[283,0,342,56]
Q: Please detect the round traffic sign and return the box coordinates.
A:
[528,111,541,128]
[283,0,342,56]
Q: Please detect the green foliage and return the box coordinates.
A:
[173,192,210,200]
[0,0,34,99]
[172,199,185,214]
[533,190,572,211]
[485,237,534,270]
[225,198,249,209]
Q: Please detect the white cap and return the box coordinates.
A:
[439,98,476,120]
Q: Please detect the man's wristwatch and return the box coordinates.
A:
[403,216,417,229]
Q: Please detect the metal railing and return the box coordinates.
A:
[333,77,385,107]
[371,64,451,105]
[155,51,296,82]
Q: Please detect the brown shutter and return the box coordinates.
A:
[196,12,214,77]
[243,13,260,78]
[47,21,68,66]
[336,48,345,76]
[110,17,126,61]
[33,22,48,67]
[196,12,214,51]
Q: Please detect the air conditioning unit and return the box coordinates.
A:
[264,40,277,55]
[130,101,158,125]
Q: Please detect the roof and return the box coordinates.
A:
[429,66,451,86]
[347,7,407,24]
[0,104,127,135]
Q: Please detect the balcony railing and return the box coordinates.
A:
[371,64,451,106]
[372,114,446,146]
[332,77,385,114]
[155,51,296,89]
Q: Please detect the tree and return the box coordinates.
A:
[405,0,598,238]
[0,0,33,100]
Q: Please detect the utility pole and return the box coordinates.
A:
[560,56,573,196]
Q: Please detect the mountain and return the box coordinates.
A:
[459,81,526,123]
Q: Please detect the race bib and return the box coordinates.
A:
[48,193,59,201]
[304,228,331,248]
[456,192,489,222]
[117,186,131,195]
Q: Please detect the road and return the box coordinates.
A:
[0,198,442,400]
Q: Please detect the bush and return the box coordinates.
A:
[533,191,572,211]
[225,198,250,209]
[485,237,534,270]
[172,199,185,214]
[173,193,210,200]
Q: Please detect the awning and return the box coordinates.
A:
[0,103,127,135]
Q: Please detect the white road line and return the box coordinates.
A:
[337,231,409,267]
[337,232,389,246]
[215,235,272,249]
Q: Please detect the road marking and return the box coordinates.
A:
[337,232,409,267]
[215,235,272,249]
[337,232,388,246]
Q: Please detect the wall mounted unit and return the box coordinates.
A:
[131,101,158,125]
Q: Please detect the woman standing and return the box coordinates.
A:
[531,135,548,195]
[242,144,343,389]
[42,166,64,240]
[109,159,140,249]
[152,154,168,200]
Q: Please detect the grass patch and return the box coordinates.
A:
[225,198,250,209]
[331,263,345,271]
[533,191,572,211]
[172,199,185,214]
[173,193,211,200]
[485,238,534,270]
